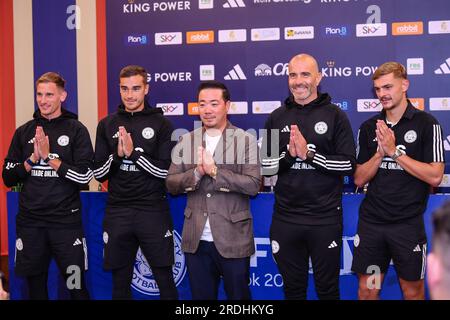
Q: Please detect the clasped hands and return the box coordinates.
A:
[117,126,134,158]
[31,126,50,163]
[375,120,397,157]
[195,146,216,177]
[288,125,309,160]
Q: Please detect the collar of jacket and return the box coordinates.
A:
[117,100,163,117]
[378,99,417,122]
[33,107,78,124]
[284,92,332,109]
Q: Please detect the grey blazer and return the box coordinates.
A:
[166,122,261,258]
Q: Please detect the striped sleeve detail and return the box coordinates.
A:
[136,156,168,179]
[261,151,286,169]
[433,124,444,162]
[4,161,21,170]
[93,154,113,179]
[356,129,360,159]
[66,168,94,184]
[420,244,427,280]
[312,153,353,171]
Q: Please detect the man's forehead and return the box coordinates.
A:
[120,76,146,85]
[289,60,318,73]
[36,82,61,92]
[374,73,401,85]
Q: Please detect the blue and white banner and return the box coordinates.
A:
[7,192,450,300]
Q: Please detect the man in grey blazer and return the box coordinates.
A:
[166,81,261,300]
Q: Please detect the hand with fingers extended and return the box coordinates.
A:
[119,126,134,158]
[289,125,308,160]
[35,126,50,160]
[376,120,396,157]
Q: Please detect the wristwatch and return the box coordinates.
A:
[391,148,405,161]
[306,150,316,162]
[26,155,39,167]
[43,153,59,164]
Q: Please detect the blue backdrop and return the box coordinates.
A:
[105,0,450,192]
[7,192,450,300]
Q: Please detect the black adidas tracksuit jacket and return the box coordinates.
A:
[261,93,356,225]
[2,108,94,227]
[93,102,175,207]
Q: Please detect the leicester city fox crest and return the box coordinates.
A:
[131,230,186,295]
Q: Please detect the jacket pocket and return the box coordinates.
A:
[230,210,252,223]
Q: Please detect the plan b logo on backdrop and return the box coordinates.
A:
[322,25,350,37]
[125,34,148,45]
[132,230,186,295]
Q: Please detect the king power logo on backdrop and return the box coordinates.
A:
[123,0,191,13]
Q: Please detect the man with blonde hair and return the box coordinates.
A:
[352,61,445,299]
[2,72,94,299]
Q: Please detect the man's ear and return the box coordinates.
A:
[225,100,231,112]
[60,90,68,102]
[144,84,149,95]
[401,78,410,93]
[316,72,323,87]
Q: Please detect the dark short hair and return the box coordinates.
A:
[119,65,148,83]
[36,72,66,89]
[432,201,450,268]
[373,61,407,81]
[197,81,230,102]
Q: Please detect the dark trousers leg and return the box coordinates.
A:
[152,266,179,300]
[185,241,220,300]
[112,263,134,300]
[27,272,49,300]
[309,224,342,300]
[49,228,90,300]
[270,219,309,300]
[221,256,251,300]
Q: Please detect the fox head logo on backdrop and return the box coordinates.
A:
[131,230,186,296]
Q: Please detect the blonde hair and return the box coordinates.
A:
[36,72,66,89]
[373,62,407,81]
